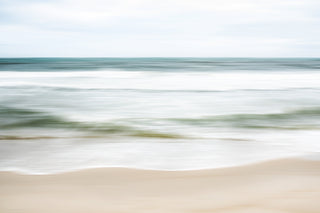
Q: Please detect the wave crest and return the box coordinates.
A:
[1,105,320,140]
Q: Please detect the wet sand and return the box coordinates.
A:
[1,158,320,213]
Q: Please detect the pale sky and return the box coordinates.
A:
[1,0,320,57]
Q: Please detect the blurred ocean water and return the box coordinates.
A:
[1,58,320,173]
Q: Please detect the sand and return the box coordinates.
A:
[0,158,320,213]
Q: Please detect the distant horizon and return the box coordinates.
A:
[1,57,320,59]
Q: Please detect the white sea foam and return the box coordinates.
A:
[0,138,316,174]
[1,70,320,91]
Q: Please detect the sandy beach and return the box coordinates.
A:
[0,158,319,213]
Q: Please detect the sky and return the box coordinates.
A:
[0,0,320,57]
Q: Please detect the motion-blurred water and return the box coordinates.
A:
[1,58,320,173]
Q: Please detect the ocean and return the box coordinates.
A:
[1,58,320,174]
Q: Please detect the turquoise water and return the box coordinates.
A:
[1,58,320,173]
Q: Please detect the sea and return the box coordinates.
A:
[0,58,320,174]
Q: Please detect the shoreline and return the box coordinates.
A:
[0,154,317,175]
[1,158,320,213]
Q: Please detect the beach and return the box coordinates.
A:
[1,158,319,213]
[1,58,320,212]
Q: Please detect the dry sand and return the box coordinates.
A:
[1,158,320,213]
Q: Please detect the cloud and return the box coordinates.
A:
[0,0,320,56]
